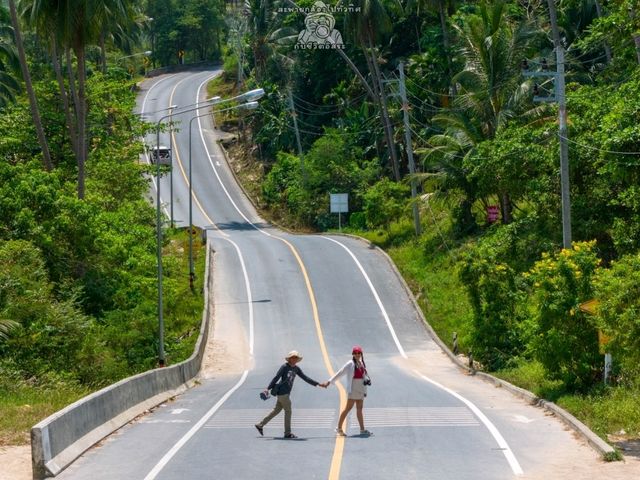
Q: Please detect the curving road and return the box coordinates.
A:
[57,68,606,480]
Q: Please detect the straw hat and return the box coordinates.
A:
[285,350,303,360]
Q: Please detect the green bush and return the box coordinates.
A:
[459,242,525,370]
[0,240,91,379]
[526,241,601,390]
[593,252,640,387]
[362,178,410,230]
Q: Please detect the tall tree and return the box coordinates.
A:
[423,1,539,226]
[410,0,457,94]
[7,0,52,171]
[345,0,401,180]
[21,0,132,199]
[0,7,20,108]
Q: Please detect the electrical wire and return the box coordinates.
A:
[292,91,368,109]
[559,135,640,156]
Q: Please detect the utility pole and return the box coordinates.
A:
[546,0,572,249]
[398,62,421,236]
[287,89,305,182]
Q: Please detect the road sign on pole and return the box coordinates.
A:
[330,193,348,231]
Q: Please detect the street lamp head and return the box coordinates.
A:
[144,50,152,55]
[237,88,265,102]
[206,96,222,104]
[239,101,259,111]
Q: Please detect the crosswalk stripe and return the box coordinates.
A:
[350,407,479,428]
[202,407,480,429]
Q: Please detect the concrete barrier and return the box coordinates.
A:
[31,239,213,479]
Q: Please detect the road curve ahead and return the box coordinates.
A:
[57,68,612,480]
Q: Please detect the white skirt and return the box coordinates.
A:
[349,378,367,400]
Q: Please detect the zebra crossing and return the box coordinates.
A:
[202,407,480,430]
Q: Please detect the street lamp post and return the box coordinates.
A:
[152,89,264,366]
[155,112,170,367]
[186,101,260,290]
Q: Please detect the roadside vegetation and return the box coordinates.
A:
[0,1,215,446]
[216,0,640,452]
[0,0,639,456]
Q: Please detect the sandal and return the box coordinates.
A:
[284,433,298,439]
[335,428,346,437]
[360,429,373,436]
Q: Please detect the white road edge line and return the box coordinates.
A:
[215,235,255,355]
[141,73,256,480]
[416,371,524,476]
[195,83,272,238]
[140,235,253,479]
[142,370,249,480]
[319,236,522,476]
[320,236,407,358]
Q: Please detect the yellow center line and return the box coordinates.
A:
[275,237,347,480]
[170,97,346,478]
[170,127,222,232]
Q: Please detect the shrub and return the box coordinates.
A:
[593,252,640,387]
[526,241,601,390]
[362,178,410,230]
[459,243,525,370]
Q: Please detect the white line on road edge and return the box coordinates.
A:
[142,370,249,480]
[416,371,524,476]
[215,235,255,355]
[318,236,522,476]
[320,236,407,359]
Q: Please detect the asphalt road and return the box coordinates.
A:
[56,68,605,480]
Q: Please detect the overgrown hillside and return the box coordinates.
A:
[219,0,640,449]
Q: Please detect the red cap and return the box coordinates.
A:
[352,345,363,354]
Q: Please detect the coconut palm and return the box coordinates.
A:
[20,0,133,199]
[344,0,402,180]
[421,0,539,227]
[0,9,20,104]
[97,3,148,74]
[408,0,457,93]
[0,318,18,342]
[7,0,52,171]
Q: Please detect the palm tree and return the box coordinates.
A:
[422,0,538,226]
[97,3,147,74]
[345,0,402,180]
[21,0,133,199]
[0,318,18,342]
[409,0,457,93]
[9,0,53,171]
[0,8,20,108]
[7,0,52,171]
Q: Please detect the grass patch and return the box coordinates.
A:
[162,227,208,364]
[387,239,473,353]
[555,386,640,440]
[493,360,566,400]
[0,375,89,446]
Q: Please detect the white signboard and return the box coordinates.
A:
[330,193,348,213]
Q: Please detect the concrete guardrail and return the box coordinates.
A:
[31,238,213,479]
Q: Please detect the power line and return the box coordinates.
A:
[292,92,368,109]
[559,135,640,155]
